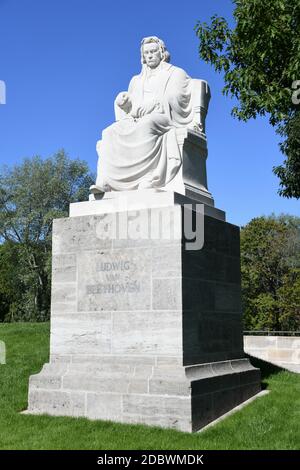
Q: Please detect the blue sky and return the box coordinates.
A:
[0,0,298,226]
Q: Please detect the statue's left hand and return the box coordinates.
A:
[132,101,163,118]
[190,120,204,133]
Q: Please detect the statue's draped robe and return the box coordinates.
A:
[96,63,194,191]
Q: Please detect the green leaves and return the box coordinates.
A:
[195,15,231,72]
[274,113,300,198]
[195,0,300,198]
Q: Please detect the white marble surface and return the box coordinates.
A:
[92,36,211,194]
[70,189,225,221]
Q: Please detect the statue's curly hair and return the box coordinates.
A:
[140,36,171,64]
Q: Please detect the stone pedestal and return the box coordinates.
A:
[27,195,260,432]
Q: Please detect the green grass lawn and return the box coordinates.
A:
[0,322,299,450]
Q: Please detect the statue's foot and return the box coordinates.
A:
[89,184,110,200]
[151,172,161,187]
[89,184,105,195]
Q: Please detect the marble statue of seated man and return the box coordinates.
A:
[91,36,209,193]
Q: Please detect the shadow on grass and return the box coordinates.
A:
[245,353,284,389]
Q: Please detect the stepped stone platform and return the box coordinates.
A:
[27,195,261,432]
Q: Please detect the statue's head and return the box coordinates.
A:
[140,36,171,68]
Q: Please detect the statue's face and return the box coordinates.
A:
[143,42,162,69]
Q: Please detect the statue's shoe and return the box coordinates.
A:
[89,184,105,194]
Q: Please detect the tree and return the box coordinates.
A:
[0,150,94,321]
[240,214,300,331]
[0,242,22,322]
[195,0,300,198]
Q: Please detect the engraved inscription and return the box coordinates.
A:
[86,281,140,295]
[87,260,140,295]
[97,261,131,272]
[77,250,151,311]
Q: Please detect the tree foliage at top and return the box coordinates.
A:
[0,151,94,321]
[195,0,300,198]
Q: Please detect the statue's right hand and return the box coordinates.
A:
[115,92,131,110]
